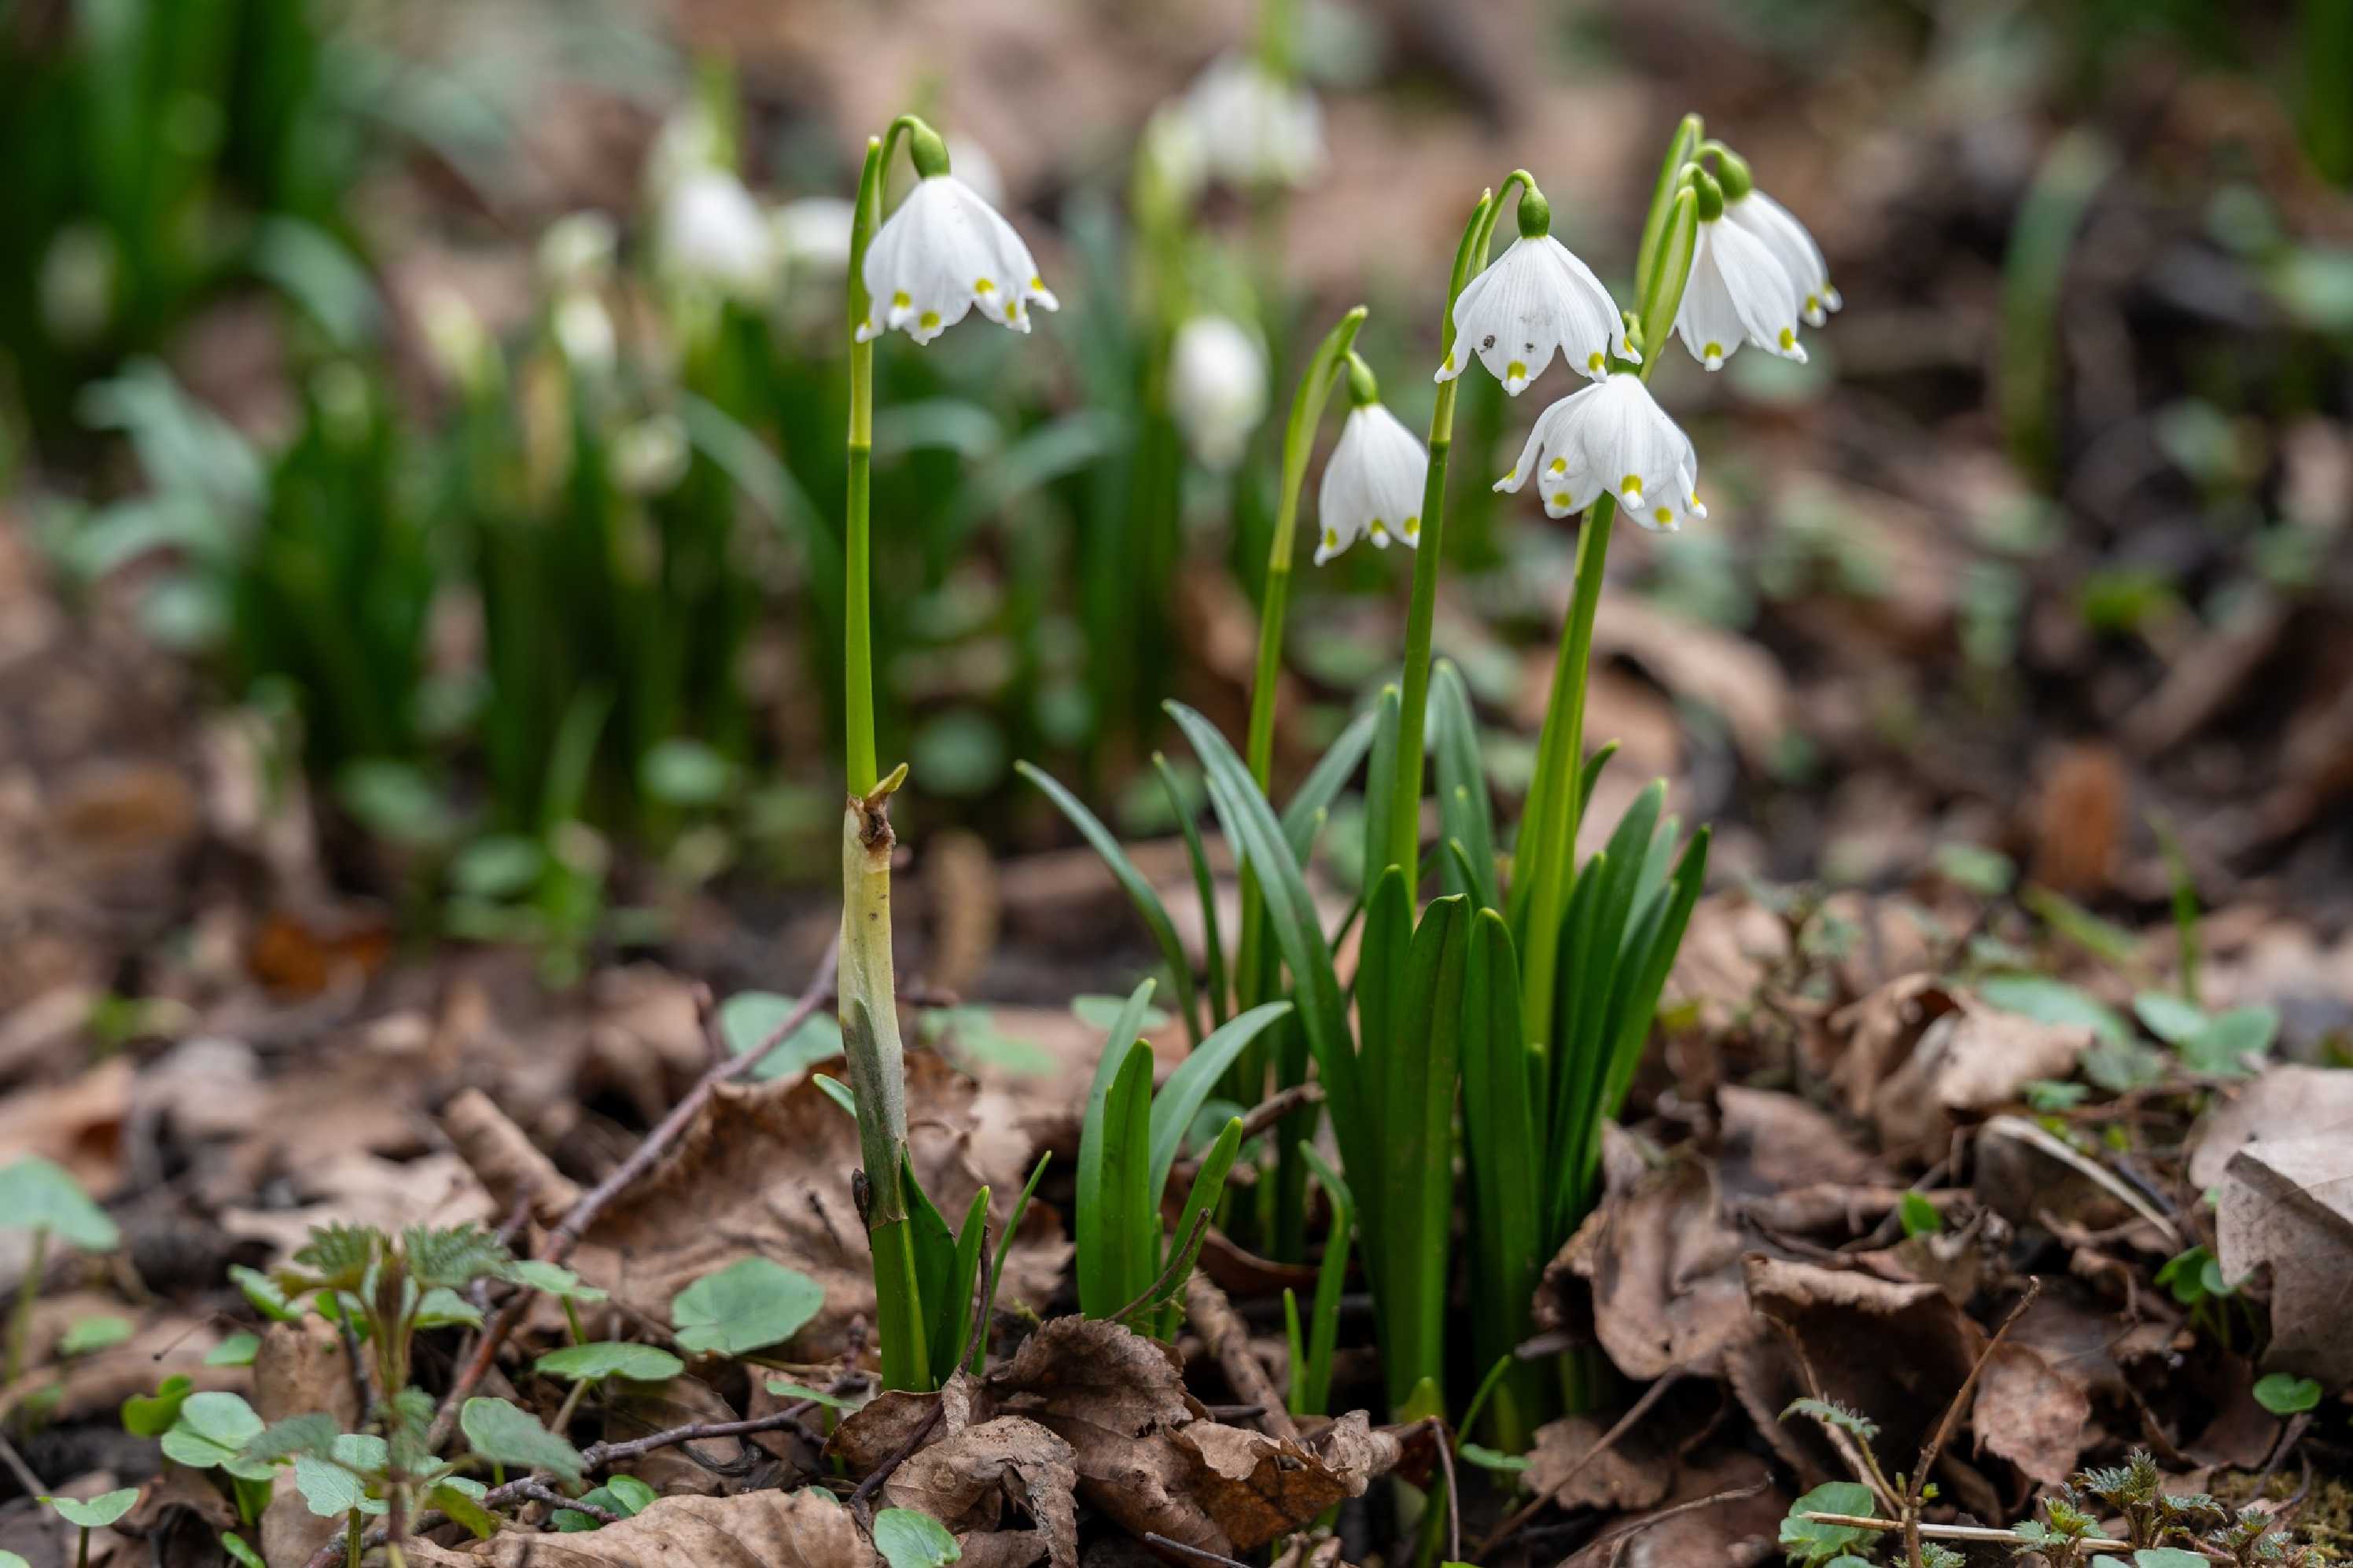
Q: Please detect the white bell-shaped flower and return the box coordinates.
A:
[1184,53,1324,190]
[856,167,1058,347]
[659,168,777,300]
[1493,372,1706,532]
[1673,176,1808,371]
[1725,188,1839,327]
[1169,315,1268,472]
[1316,398,1429,564]
[1438,190,1637,396]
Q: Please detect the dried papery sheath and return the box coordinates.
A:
[1493,372,1706,532]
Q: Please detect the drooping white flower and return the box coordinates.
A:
[658,168,777,299]
[1438,233,1637,396]
[855,173,1058,346]
[611,413,690,496]
[1139,104,1208,209]
[1493,372,1707,532]
[1725,188,1839,327]
[1184,53,1324,190]
[1316,401,1429,564]
[1674,212,1806,371]
[1169,315,1268,472]
[773,197,855,278]
[645,104,728,201]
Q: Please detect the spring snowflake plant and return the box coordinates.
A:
[1024,115,1836,1452]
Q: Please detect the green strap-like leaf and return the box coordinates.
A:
[1015,762,1202,1046]
[1078,1042,1157,1317]
[1294,1143,1355,1418]
[1358,685,1405,896]
[935,1185,992,1375]
[1168,703,1362,1175]
[1460,911,1548,1450]
[1153,752,1228,1028]
[1075,981,1157,1317]
[1431,661,1501,912]
[972,1151,1051,1374]
[1146,1000,1293,1203]
[1372,895,1467,1414]
[1151,1117,1243,1334]
[1280,705,1379,864]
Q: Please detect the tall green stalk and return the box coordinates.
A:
[1380,179,1524,881]
[840,113,941,1391]
[1511,121,1702,1051]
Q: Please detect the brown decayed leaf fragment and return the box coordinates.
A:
[400,1486,864,1566]
[1969,1340,2094,1488]
[2214,1133,2353,1386]
[1524,1414,1675,1513]
[2187,1063,2353,1190]
[1870,995,2089,1149]
[984,1317,1397,1555]
[573,1052,1067,1364]
[1547,1155,1755,1381]
[1714,1085,1885,1201]
[885,1415,1079,1568]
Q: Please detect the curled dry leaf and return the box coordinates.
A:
[984,1317,1397,1555]
[1524,1414,1675,1513]
[886,1415,1078,1568]
[1545,1155,1755,1381]
[2187,1063,2353,1190]
[573,1052,1067,1364]
[1828,974,1955,1118]
[401,1486,864,1567]
[1733,1254,1983,1489]
[1714,1085,1885,1202]
[1871,994,2089,1149]
[829,1373,983,1474]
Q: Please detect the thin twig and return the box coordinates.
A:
[1799,1512,2133,1551]
[506,1480,622,1524]
[848,1401,945,1520]
[1474,1371,1691,1559]
[0,1424,45,1499]
[1182,1250,1302,1446]
[1143,1533,1254,1568]
[1902,1276,2038,1565]
[424,933,842,1450]
[1428,1417,1462,1566]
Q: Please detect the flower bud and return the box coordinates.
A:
[1169,315,1268,472]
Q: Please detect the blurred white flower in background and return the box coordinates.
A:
[1493,372,1706,532]
[1183,53,1323,190]
[611,413,690,495]
[658,167,776,300]
[1725,186,1840,328]
[39,223,116,347]
[539,212,617,293]
[772,197,855,278]
[418,285,496,392]
[856,170,1058,346]
[1169,315,1268,471]
[1138,104,1209,209]
[1439,232,1636,395]
[1675,209,1808,370]
[1315,401,1427,563]
[551,289,616,374]
[646,103,729,202]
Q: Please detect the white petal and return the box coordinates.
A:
[1709,218,1806,362]
[858,174,1052,346]
[1315,403,1429,563]
[1729,190,1837,326]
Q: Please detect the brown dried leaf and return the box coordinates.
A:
[1829,974,1956,1117]
[2215,1135,2353,1385]
[886,1415,1077,1568]
[574,1054,1066,1364]
[1550,1156,1755,1380]
[2188,1064,2353,1190]
[1176,1412,1398,1551]
[1872,996,2088,1147]
[1714,1086,1884,1201]
[830,1373,983,1474]
[1971,1341,2093,1486]
[403,1486,866,1566]
[1525,1415,1674,1513]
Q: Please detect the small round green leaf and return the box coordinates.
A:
[43,1489,138,1529]
[536,1342,685,1383]
[161,1392,271,1479]
[507,1261,609,1302]
[764,1379,860,1412]
[670,1257,824,1356]
[872,1507,962,1568]
[206,1332,261,1367]
[2252,1372,2322,1415]
[0,1158,120,1250]
[294,1455,386,1518]
[720,992,843,1082]
[414,1286,484,1330]
[121,1375,193,1437]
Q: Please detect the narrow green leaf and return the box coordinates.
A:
[1296,1143,1353,1418]
[220,1535,267,1568]
[1375,895,1467,1414]
[934,1185,992,1375]
[1076,980,1158,1317]
[1280,706,1379,864]
[1431,661,1500,912]
[1145,1000,1292,1202]
[1017,762,1202,1046]
[1359,685,1404,899]
[1080,1043,1156,1317]
[1460,911,1545,1448]
[431,1482,502,1539]
[974,1151,1051,1374]
[899,1147,960,1377]
[1151,1118,1242,1328]
[765,1379,862,1412]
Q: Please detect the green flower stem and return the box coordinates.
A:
[6,1224,44,1387]
[841,112,941,1392]
[1515,133,1703,1053]
[1231,307,1364,1261]
[841,764,927,1390]
[1381,179,1522,882]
